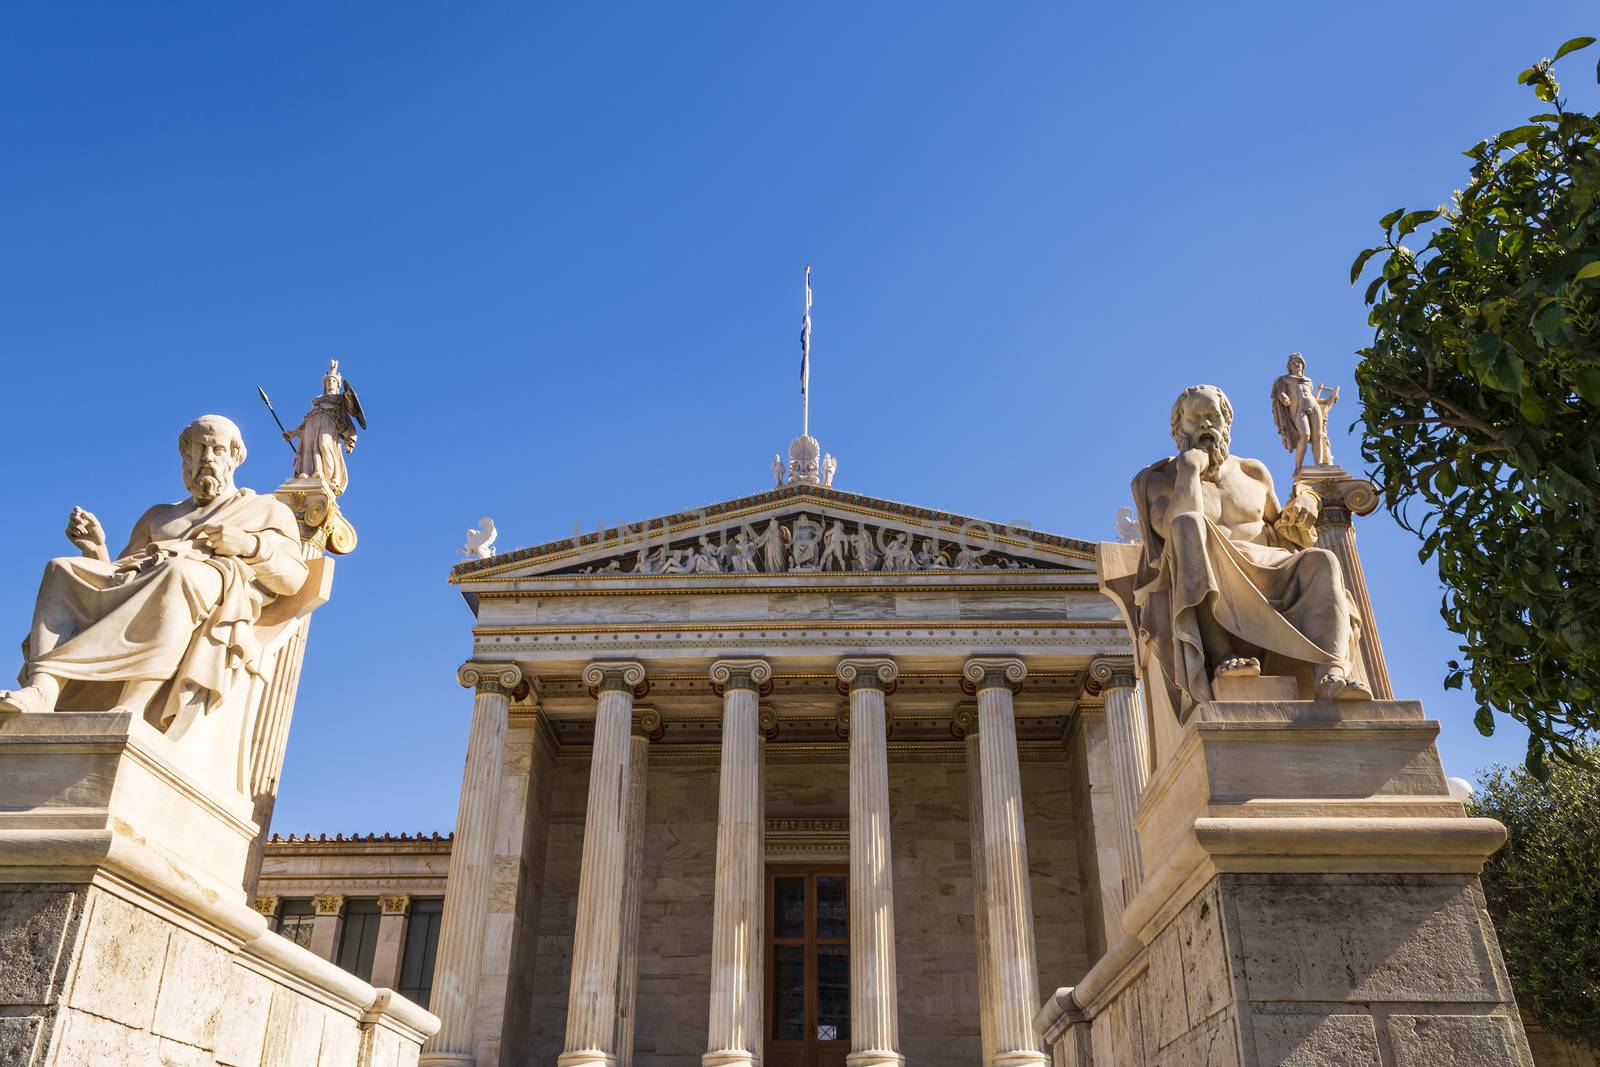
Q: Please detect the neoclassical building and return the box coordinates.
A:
[247,442,1538,1067]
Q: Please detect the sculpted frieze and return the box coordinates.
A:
[571,512,1047,575]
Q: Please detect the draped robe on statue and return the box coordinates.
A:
[1131,457,1361,712]
[23,489,307,727]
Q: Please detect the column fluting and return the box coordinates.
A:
[1315,496,1394,699]
[560,661,647,1067]
[615,714,654,1067]
[704,659,772,1067]
[837,657,903,1067]
[421,662,521,1066]
[1092,656,1149,901]
[958,710,997,1067]
[964,657,1047,1067]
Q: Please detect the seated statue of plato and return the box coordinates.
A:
[0,415,309,733]
[1130,384,1370,706]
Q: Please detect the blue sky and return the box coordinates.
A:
[1,4,1591,833]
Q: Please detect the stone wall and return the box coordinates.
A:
[1,882,433,1067]
[516,756,1087,1066]
[1050,872,1533,1067]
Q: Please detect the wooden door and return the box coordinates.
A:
[765,866,850,1067]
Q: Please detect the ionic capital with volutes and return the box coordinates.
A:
[1088,656,1139,693]
[456,660,525,697]
[632,705,664,741]
[836,656,898,694]
[709,658,773,696]
[962,655,1027,694]
[950,702,980,739]
[582,659,649,698]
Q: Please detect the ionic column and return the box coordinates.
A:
[371,893,412,990]
[1091,657,1149,900]
[1311,483,1393,699]
[310,893,345,961]
[704,660,772,1067]
[836,657,903,1067]
[422,662,521,1067]
[954,706,996,1067]
[560,661,648,1067]
[962,657,1047,1067]
[615,707,658,1067]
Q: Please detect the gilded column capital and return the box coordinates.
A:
[709,658,773,696]
[962,656,1027,694]
[379,893,411,916]
[582,659,649,698]
[951,702,980,739]
[457,661,525,697]
[632,705,664,741]
[1088,656,1139,693]
[836,656,898,694]
[313,893,346,917]
[250,895,281,919]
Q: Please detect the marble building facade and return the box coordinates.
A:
[249,468,1539,1067]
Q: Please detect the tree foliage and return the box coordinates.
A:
[1472,747,1600,1048]
[1352,37,1600,769]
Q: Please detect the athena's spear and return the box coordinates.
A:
[256,387,296,452]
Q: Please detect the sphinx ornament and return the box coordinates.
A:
[1129,384,1369,706]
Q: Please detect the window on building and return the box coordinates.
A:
[276,899,316,949]
[398,898,444,1008]
[337,899,383,981]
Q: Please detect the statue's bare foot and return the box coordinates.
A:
[1214,657,1261,679]
[1316,669,1372,701]
[0,686,52,715]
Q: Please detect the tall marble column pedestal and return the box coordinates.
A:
[1036,699,1531,1067]
[0,710,438,1066]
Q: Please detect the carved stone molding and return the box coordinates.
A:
[581,659,649,699]
[251,895,281,919]
[1088,655,1139,693]
[379,893,411,916]
[836,656,899,695]
[961,655,1027,695]
[708,658,774,696]
[456,661,525,697]
[313,893,346,917]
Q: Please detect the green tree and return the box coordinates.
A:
[1472,749,1600,1048]
[1352,37,1600,769]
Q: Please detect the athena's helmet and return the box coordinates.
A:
[323,359,344,396]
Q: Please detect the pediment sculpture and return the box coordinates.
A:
[1127,384,1370,710]
[573,512,1047,575]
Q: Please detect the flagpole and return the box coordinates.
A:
[802,265,811,439]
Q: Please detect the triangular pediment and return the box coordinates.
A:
[449,484,1094,583]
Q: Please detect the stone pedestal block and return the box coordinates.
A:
[0,710,439,1065]
[1036,699,1532,1067]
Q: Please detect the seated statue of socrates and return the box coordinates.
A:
[0,415,308,733]
[1130,384,1370,706]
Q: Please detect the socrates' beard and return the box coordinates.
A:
[1182,428,1231,479]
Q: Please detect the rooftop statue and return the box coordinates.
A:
[1130,384,1370,705]
[460,517,497,559]
[286,359,364,494]
[1270,352,1339,471]
[0,415,310,730]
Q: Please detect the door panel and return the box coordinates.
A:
[766,866,850,1067]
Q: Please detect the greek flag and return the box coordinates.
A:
[800,265,812,396]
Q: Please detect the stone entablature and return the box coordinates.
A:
[256,831,452,899]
